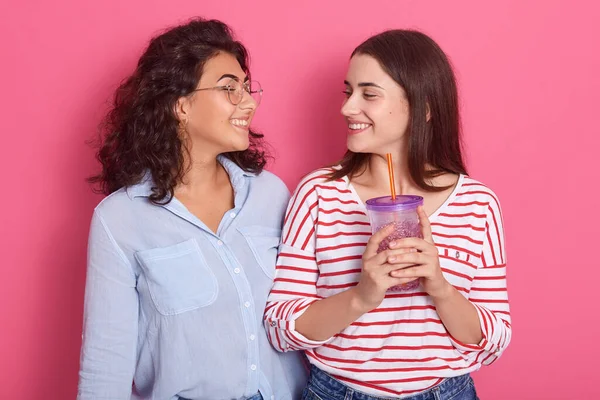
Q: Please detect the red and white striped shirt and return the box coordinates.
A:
[264,168,511,398]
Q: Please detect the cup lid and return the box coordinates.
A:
[365,195,424,212]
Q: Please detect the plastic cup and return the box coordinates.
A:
[365,195,424,291]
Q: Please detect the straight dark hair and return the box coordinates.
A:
[329,29,467,190]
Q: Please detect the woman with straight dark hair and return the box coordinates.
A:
[77,18,306,400]
[265,30,511,399]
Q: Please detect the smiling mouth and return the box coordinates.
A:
[230,118,249,129]
[347,122,372,134]
[348,123,371,130]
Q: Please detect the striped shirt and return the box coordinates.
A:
[264,168,511,398]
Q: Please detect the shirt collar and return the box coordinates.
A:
[125,154,256,200]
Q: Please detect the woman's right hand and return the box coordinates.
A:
[351,225,417,312]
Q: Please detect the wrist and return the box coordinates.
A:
[429,281,455,301]
[348,286,377,314]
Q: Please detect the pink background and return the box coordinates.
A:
[1,1,599,398]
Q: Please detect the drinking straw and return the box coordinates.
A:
[386,153,396,200]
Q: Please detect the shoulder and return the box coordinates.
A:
[254,170,289,196]
[291,166,346,197]
[93,188,135,219]
[459,176,501,201]
[253,170,291,211]
[458,175,503,212]
[87,189,143,244]
[250,170,292,217]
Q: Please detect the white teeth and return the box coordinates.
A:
[349,123,371,130]
[231,119,249,127]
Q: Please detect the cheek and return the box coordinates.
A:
[188,108,233,143]
[388,114,410,133]
[193,101,234,127]
[376,104,409,136]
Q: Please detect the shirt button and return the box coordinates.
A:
[244,301,251,308]
[217,240,224,246]
[250,364,257,371]
[230,212,237,218]
[234,268,241,274]
[270,321,276,327]
[250,334,256,341]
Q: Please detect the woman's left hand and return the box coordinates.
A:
[388,206,452,299]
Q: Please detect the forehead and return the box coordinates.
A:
[345,54,388,81]
[345,54,406,97]
[200,52,246,82]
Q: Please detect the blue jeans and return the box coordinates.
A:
[302,365,479,400]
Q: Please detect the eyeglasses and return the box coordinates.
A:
[192,78,263,106]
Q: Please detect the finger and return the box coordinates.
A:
[389,237,430,252]
[417,206,434,244]
[387,252,425,266]
[370,248,416,267]
[390,265,424,279]
[363,224,395,259]
[384,248,419,262]
[382,262,418,274]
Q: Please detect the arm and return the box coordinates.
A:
[264,179,412,349]
[391,204,511,364]
[293,224,410,341]
[450,200,511,364]
[77,211,139,400]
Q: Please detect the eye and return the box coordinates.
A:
[220,85,235,93]
[363,93,377,99]
[342,90,352,98]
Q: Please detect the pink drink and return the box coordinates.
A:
[365,195,424,292]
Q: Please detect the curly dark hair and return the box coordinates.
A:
[88,18,269,204]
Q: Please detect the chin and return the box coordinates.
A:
[347,137,372,154]
[217,127,249,152]
[230,137,250,152]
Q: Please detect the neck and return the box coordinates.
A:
[364,152,417,195]
[352,138,418,194]
[176,148,226,197]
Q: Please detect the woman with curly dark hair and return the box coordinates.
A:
[77,18,306,400]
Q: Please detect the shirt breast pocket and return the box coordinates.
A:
[237,226,282,279]
[135,238,218,315]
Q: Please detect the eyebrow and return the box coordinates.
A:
[344,80,384,89]
[218,74,249,82]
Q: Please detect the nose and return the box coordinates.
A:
[238,90,258,111]
[341,95,360,117]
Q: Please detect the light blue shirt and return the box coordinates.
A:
[77,156,307,400]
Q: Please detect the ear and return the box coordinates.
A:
[175,95,191,125]
[425,103,431,122]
